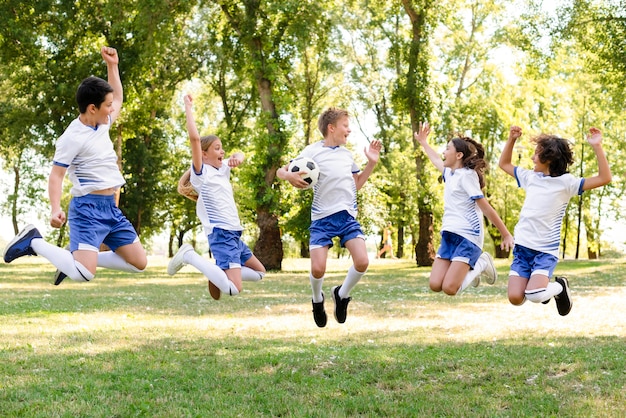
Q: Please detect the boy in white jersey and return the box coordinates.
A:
[414,122,514,296]
[499,125,611,315]
[3,47,148,283]
[277,107,382,327]
[168,94,266,300]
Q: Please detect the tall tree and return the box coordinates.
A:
[214,0,330,269]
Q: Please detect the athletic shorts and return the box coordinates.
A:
[309,210,365,250]
[68,194,139,252]
[436,230,482,269]
[509,244,558,279]
[208,228,253,270]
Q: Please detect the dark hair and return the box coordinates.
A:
[75,76,113,113]
[532,134,574,177]
[318,107,349,137]
[450,136,487,188]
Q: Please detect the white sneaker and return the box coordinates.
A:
[479,252,497,285]
[167,244,194,275]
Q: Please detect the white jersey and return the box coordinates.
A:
[441,167,485,249]
[513,166,584,257]
[190,158,243,235]
[298,141,359,221]
[52,116,125,196]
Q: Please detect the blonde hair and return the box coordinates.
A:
[318,107,349,137]
[177,169,198,201]
[177,135,222,202]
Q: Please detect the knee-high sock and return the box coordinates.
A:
[339,265,365,299]
[183,250,239,296]
[97,251,144,273]
[310,273,324,303]
[525,281,563,303]
[29,238,94,282]
[459,255,488,293]
[241,266,264,282]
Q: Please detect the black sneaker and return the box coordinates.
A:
[331,285,351,324]
[312,294,327,328]
[53,270,68,286]
[3,224,42,263]
[554,276,572,316]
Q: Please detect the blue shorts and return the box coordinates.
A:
[309,210,365,250]
[509,244,558,279]
[436,231,482,268]
[208,228,253,270]
[68,194,139,252]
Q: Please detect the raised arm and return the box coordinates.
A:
[476,198,514,251]
[354,139,382,190]
[414,122,444,173]
[582,127,612,191]
[498,126,521,177]
[101,46,122,124]
[183,95,203,174]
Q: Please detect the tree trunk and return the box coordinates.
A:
[415,208,434,266]
[397,224,405,258]
[255,207,283,270]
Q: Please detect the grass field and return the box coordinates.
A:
[1,256,625,417]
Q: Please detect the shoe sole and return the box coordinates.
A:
[53,270,68,286]
[554,276,572,316]
[208,281,222,300]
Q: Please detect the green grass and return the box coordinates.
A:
[1,257,625,417]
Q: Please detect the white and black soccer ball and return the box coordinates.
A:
[288,156,320,189]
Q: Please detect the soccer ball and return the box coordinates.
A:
[288,157,320,189]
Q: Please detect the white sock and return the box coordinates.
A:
[339,265,365,299]
[183,250,239,296]
[97,251,144,273]
[310,273,324,303]
[30,238,94,282]
[525,281,563,303]
[241,266,264,282]
[459,269,480,293]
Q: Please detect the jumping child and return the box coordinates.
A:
[498,125,611,315]
[277,107,382,327]
[168,94,266,299]
[3,47,147,283]
[414,122,514,296]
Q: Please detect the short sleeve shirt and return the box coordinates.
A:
[513,166,584,257]
[190,159,243,235]
[297,141,360,221]
[52,116,125,196]
[441,167,485,249]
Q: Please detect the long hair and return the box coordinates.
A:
[532,134,574,177]
[450,137,487,189]
[177,135,221,201]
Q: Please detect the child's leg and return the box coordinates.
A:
[441,261,471,295]
[241,254,266,282]
[30,240,95,281]
[524,274,562,303]
[507,275,528,305]
[110,241,147,271]
[97,248,145,273]
[225,268,243,292]
[340,237,369,298]
[310,246,329,302]
[429,258,451,292]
